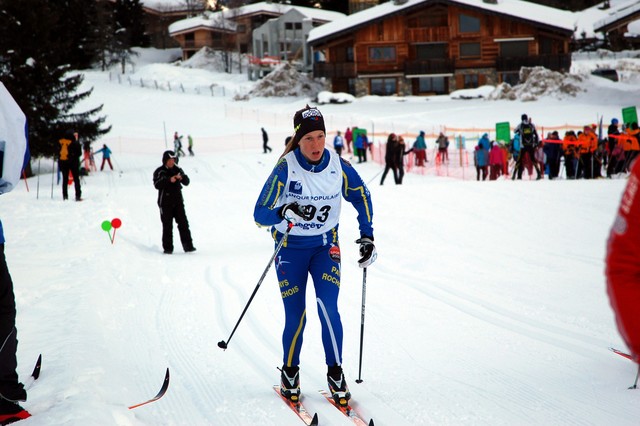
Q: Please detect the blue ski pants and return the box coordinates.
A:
[275,243,343,368]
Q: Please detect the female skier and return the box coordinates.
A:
[254,105,376,407]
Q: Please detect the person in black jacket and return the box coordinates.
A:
[0,221,30,424]
[58,129,82,201]
[153,151,195,254]
[380,133,399,185]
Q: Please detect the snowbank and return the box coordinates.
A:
[243,63,324,98]
[316,90,355,104]
[487,66,584,101]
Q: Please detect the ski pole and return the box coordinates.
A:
[218,222,293,350]
[355,267,368,384]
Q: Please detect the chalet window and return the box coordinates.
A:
[416,43,447,60]
[459,42,481,58]
[346,47,354,62]
[295,22,302,30]
[418,77,446,94]
[370,78,397,96]
[464,74,479,89]
[369,46,396,62]
[499,41,528,57]
[459,14,481,33]
[539,37,553,55]
[285,22,293,30]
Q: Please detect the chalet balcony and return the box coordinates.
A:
[313,62,357,79]
[404,59,456,76]
[496,54,572,72]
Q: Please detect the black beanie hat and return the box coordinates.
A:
[162,150,177,164]
[293,106,326,144]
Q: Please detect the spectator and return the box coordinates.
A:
[81,136,96,173]
[188,135,195,156]
[436,132,449,163]
[173,132,186,157]
[478,133,491,151]
[489,141,503,180]
[345,127,353,154]
[354,131,368,163]
[152,151,196,254]
[623,122,640,172]
[474,141,489,181]
[0,212,30,424]
[58,129,82,201]
[607,134,625,178]
[397,136,407,184]
[563,131,578,179]
[577,125,598,179]
[412,131,427,167]
[607,118,620,166]
[544,131,562,179]
[262,128,272,154]
[94,144,113,171]
[333,131,344,156]
[514,114,541,180]
[380,133,399,185]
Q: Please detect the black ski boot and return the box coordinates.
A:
[280,365,301,403]
[327,365,351,407]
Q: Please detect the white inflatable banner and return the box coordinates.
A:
[0,82,28,194]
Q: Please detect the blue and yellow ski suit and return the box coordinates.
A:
[254,148,373,368]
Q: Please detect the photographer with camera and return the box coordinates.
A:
[153,150,196,254]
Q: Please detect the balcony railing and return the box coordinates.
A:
[313,62,357,79]
[404,58,455,76]
[496,54,571,72]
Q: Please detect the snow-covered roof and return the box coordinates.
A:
[140,0,202,13]
[594,0,640,31]
[217,1,344,23]
[169,1,344,36]
[308,0,576,45]
[169,14,236,35]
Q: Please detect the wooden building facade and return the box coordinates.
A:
[309,0,574,96]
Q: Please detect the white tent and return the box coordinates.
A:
[0,82,28,194]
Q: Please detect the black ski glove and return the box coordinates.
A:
[355,236,376,268]
[279,202,311,225]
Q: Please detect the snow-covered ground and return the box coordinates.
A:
[3,47,640,425]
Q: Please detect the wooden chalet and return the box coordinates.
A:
[169,14,238,60]
[594,3,640,50]
[169,2,343,61]
[142,2,206,49]
[308,0,575,96]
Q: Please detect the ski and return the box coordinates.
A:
[319,390,374,426]
[31,354,42,380]
[24,354,42,391]
[273,385,318,426]
[609,347,634,361]
[128,368,170,409]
